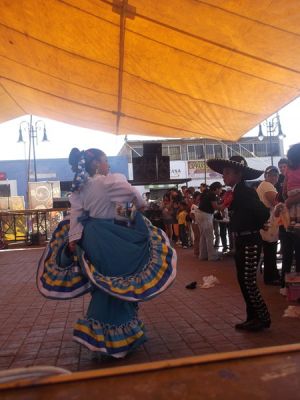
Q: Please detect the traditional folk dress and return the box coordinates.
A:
[37,173,177,358]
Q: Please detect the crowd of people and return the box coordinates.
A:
[37,142,300,358]
[146,146,300,332]
[146,146,300,289]
[152,182,232,261]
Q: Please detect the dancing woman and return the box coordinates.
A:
[37,148,177,358]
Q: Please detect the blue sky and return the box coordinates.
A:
[0,97,299,161]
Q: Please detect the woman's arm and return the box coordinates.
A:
[285,192,300,209]
[68,192,84,244]
[264,191,278,207]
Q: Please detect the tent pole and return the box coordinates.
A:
[204,139,207,184]
[112,1,136,134]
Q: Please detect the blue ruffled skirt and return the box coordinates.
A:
[37,213,177,358]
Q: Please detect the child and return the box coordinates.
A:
[190,191,201,256]
[284,143,300,227]
[177,201,189,248]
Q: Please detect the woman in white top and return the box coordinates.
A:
[37,148,176,358]
[256,166,280,285]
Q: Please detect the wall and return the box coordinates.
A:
[0,156,128,201]
[128,156,283,194]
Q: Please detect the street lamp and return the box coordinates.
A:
[257,113,285,166]
[18,115,49,182]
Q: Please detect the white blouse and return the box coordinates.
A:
[69,173,145,241]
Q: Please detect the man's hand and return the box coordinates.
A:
[262,223,269,231]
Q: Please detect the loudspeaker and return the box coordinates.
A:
[28,181,61,209]
[157,156,170,180]
[60,181,72,192]
[60,181,73,197]
[132,156,157,181]
[143,143,162,157]
[0,184,11,197]
[53,198,71,208]
[132,156,170,182]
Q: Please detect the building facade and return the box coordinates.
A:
[0,156,128,208]
[118,136,285,192]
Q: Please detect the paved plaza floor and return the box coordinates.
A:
[0,246,299,372]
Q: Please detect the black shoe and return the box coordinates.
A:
[235,320,253,330]
[185,281,197,290]
[243,319,271,332]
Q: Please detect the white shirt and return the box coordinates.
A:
[190,203,200,223]
[69,173,145,241]
[257,180,277,209]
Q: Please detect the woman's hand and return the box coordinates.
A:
[274,203,284,217]
[68,241,78,253]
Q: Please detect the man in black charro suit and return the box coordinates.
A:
[207,156,271,332]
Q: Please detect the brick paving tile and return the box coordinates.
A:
[33,358,58,366]
[1,247,300,373]
[0,357,14,368]
[22,336,44,345]
[37,347,61,358]
[10,360,36,369]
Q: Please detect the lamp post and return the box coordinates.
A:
[18,115,48,182]
[258,113,285,166]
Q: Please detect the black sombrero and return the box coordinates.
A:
[207,156,263,181]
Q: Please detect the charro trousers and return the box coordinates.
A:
[234,233,271,324]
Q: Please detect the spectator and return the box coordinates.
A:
[274,157,298,291]
[161,193,173,240]
[257,166,280,285]
[190,191,201,256]
[284,143,300,227]
[276,158,288,201]
[218,189,230,253]
[195,181,224,261]
[279,144,300,291]
[199,183,208,193]
[177,201,189,248]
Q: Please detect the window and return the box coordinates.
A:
[254,143,267,157]
[227,144,240,158]
[187,144,204,160]
[205,144,215,158]
[267,142,280,157]
[240,143,254,157]
[131,147,143,159]
[162,145,181,160]
[214,144,223,158]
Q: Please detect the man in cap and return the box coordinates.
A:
[207,156,271,332]
[256,166,280,285]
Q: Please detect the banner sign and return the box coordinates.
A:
[187,160,221,179]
